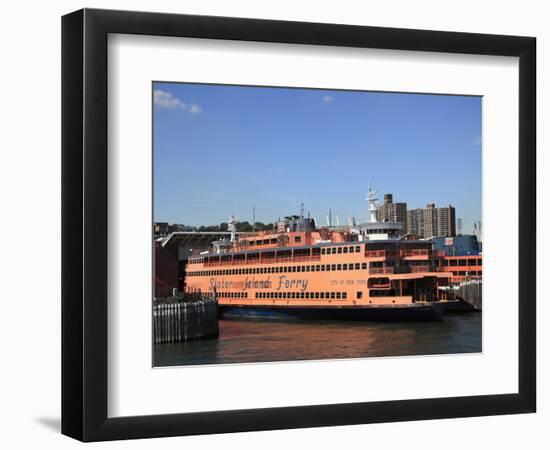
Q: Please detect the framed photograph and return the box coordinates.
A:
[62,8,536,441]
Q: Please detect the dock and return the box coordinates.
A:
[153,294,219,344]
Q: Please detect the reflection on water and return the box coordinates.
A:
[154,313,481,367]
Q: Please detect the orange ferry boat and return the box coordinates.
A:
[184,212,455,321]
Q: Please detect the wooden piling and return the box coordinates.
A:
[153,294,219,344]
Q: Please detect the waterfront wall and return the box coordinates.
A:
[456,280,482,310]
[153,296,219,344]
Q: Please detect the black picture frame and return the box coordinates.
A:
[62,8,536,442]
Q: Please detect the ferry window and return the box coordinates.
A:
[332,264,337,271]
[442,260,448,266]
[459,259,467,266]
[362,263,367,269]
[348,264,354,271]
[331,248,336,254]
[477,259,482,265]
[343,264,347,270]
[315,292,319,299]
[337,264,342,270]
[337,247,343,254]
[296,266,301,272]
[357,291,363,299]
[355,263,360,270]
[292,266,296,272]
[450,260,457,266]
[321,248,326,255]
[343,247,348,253]
[271,239,277,244]
[316,265,320,271]
[305,292,310,299]
[320,292,325,299]
[331,292,336,299]
[356,246,360,252]
[300,292,305,299]
[336,292,341,299]
[290,292,295,299]
[294,236,302,243]
[284,267,289,273]
[468,259,477,266]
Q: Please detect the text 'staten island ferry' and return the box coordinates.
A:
[184,191,456,321]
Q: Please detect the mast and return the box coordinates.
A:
[367,188,379,223]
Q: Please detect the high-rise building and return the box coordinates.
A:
[376,193,407,225]
[437,205,456,238]
[406,204,456,238]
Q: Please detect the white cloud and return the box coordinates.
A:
[153,89,202,114]
[322,95,333,103]
[189,104,202,114]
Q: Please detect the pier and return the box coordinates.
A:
[153,294,219,344]
[456,280,482,310]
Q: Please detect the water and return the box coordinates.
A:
[154,313,481,367]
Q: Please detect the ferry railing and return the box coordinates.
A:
[409,265,431,273]
[365,249,430,258]
[369,267,395,274]
[401,249,430,257]
[368,265,434,274]
[365,250,399,258]
[202,254,321,267]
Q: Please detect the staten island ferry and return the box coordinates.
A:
[184,196,454,322]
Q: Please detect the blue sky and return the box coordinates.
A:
[153,82,481,233]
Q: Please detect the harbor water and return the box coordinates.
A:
[154,312,481,366]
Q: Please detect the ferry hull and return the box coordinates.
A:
[219,303,444,322]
